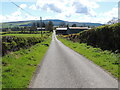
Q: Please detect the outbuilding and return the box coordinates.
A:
[56,27,90,35]
[67,27,90,34]
[56,28,67,35]
[37,27,46,31]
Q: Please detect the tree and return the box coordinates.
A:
[32,22,36,27]
[72,24,77,27]
[59,22,66,27]
[30,22,37,33]
[42,22,46,27]
[66,24,69,28]
[37,22,40,27]
[46,21,54,32]
[20,27,24,33]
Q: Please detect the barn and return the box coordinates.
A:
[37,27,46,31]
[56,27,90,35]
[67,27,90,34]
[56,28,67,35]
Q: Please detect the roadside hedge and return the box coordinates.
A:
[2,34,51,56]
[62,23,120,52]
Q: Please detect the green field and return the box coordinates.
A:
[2,36,52,88]
[58,37,119,79]
[0,21,31,28]
[1,31,50,36]
[2,34,43,37]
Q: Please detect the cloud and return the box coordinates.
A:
[104,7,118,17]
[5,11,23,21]
[36,0,63,13]
[92,7,118,24]
[72,1,89,14]
[35,0,99,17]
[0,15,5,22]
[45,4,62,13]
[1,0,118,24]
[29,4,37,10]
[1,10,39,22]
[19,4,27,9]
[11,10,21,16]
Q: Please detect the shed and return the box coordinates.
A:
[56,28,67,35]
[37,27,46,31]
[67,27,89,34]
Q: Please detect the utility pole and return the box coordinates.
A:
[40,17,42,37]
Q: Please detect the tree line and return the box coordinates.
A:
[2,21,54,34]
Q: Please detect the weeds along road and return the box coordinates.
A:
[30,30,118,88]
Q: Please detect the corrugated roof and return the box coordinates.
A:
[56,28,67,30]
[69,27,89,29]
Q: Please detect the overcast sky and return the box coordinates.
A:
[0,0,119,24]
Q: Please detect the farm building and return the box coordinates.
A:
[56,27,90,35]
[37,27,46,31]
[67,27,90,34]
[56,28,67,35]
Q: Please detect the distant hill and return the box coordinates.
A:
[43,19,103,27]
[1,19,103,29]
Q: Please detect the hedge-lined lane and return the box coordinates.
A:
[62,23,120,52]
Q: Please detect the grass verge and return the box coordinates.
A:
[2,37,51,88]
[58,37,119,79]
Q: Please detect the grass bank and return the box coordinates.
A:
[2,33,50,37]
[58,37,119,79]
[2,37,51,88]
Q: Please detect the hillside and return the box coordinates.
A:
[1,19,103,29]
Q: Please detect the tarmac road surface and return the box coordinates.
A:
[30,30,118,88]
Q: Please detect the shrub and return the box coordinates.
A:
[2,34,51,56]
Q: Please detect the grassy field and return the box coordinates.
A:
[2,34,43,37]
[2,36,51,88]
[58,37,119,79]
[2,31,50,36]
[0,21,31,28]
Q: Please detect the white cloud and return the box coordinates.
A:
[29,4,37,10]
[91,7,118,24]
[51,6,118,24]
[4,10,22,22]
[19,4,27,9]
[1,0,118,24]
[11,10,21,16]
[104,7,118,17]
[1,10,39,22]
[73,1,89,14]
[0,15,5,22]
[36,0,63,13]
[35,0,99,16]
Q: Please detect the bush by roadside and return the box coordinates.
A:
[2,33,51,56]
[62,23,120,53]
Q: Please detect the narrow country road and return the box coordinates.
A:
[30,30,118,88]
